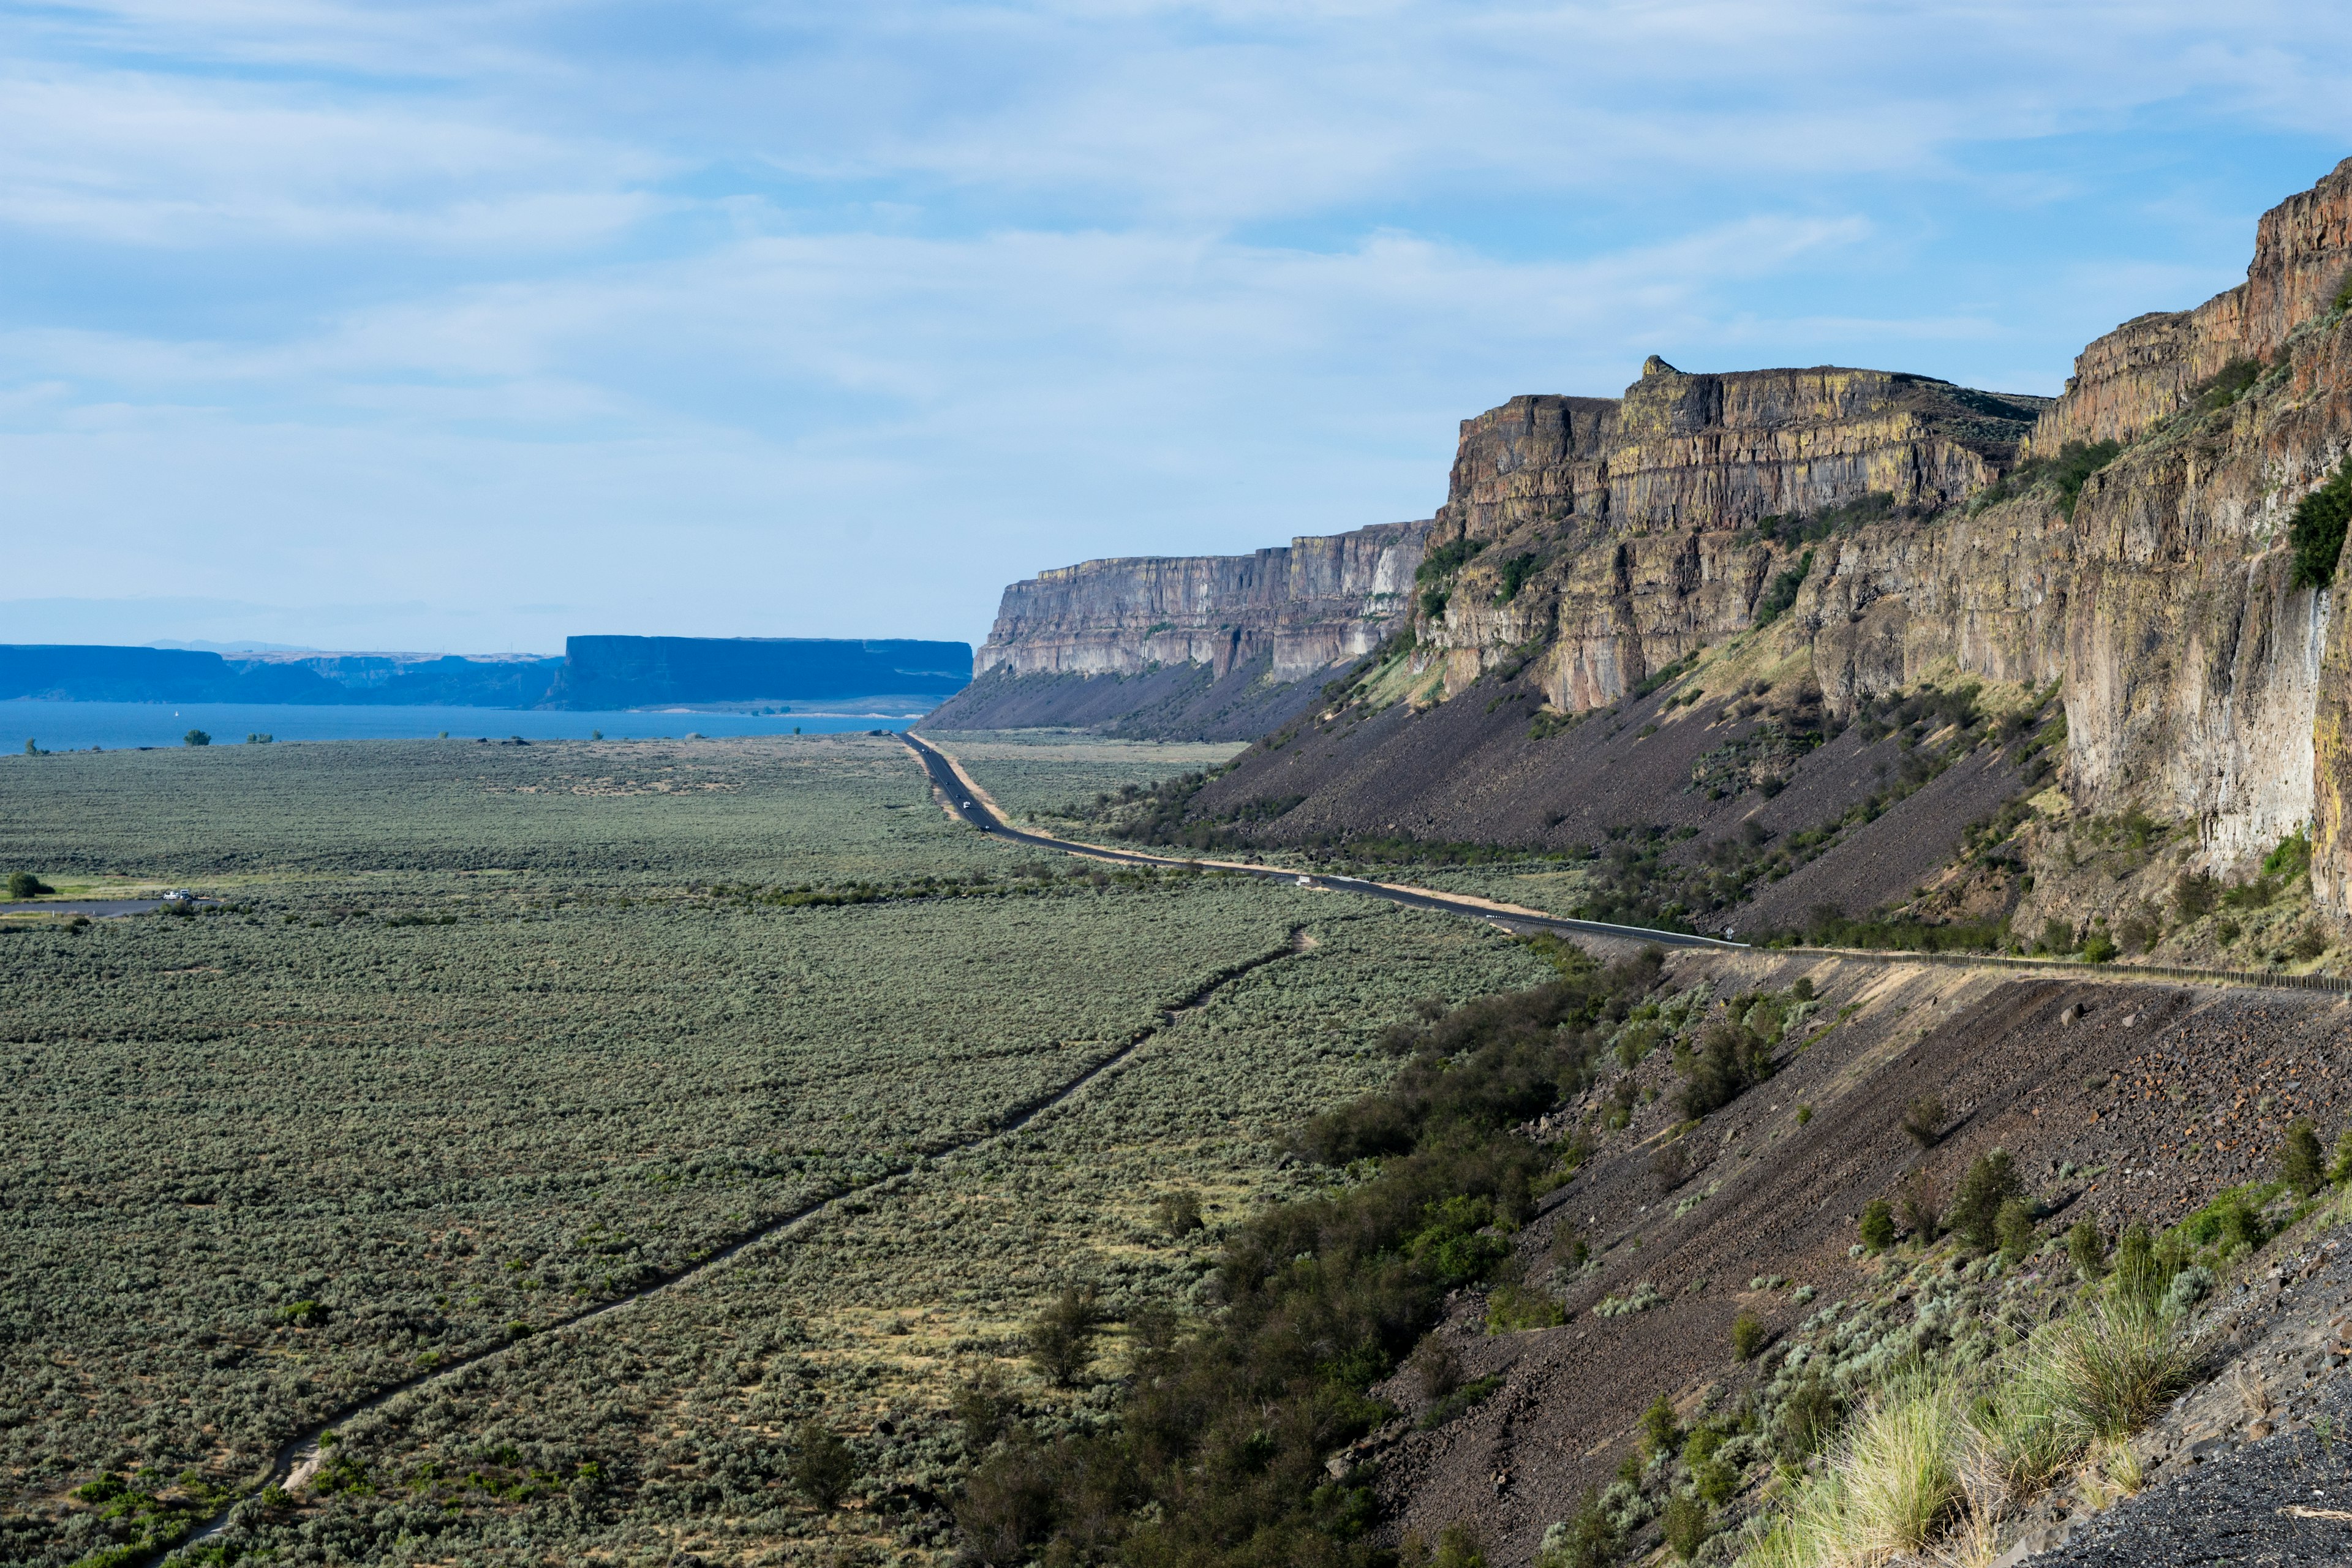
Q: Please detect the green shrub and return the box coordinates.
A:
[1153,1189,1205,1237]
[2171,870,2218,920]
[790,1421,858,1509]
[1642,1393,1681,1458]
[1024,1283,1100,1386]
[1662,1493,1710,1559]
[1487,1284,1567,1333]
[1538,1491,1616,1568]
[2081,931,2119,963]
[1420,1374,1504,1430]
[2051,439,2124,518]
[1430,1521,1488,1568]
[1947,1150,2024,1253]
[1494,552,1545,604]
[1900,1095,1945,1150]
[1858,1199,1896,1254]
[6,871,53,899]
[1996,1198,2037,1264]
[2193,356,2263,412]
[2329,1129,2352,1186]
[2290,458,2352,590]
[2037,916,2075,955]
[1776,1374,1841,1461]
[2067,1220,2108,1280]
[1752,550,1814,631]
[1732,1311,1767,1360]
[2179,1186,2269,1257]
[2264,830,2313,878]
[1678,1017,1774,1118]
[1897,1171,1942,1243]
[2284,1118,2327,1197]
[183,728,211,747]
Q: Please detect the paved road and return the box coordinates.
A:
[0,899,176,916]
[898,731,1744,952]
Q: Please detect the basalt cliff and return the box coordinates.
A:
[921,521,1427,739]
[952,157,2352,930]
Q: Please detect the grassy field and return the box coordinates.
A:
[0,734,1544,1566]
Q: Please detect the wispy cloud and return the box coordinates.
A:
[0,0,2343,647]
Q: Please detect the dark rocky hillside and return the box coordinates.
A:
[1106,649,2047,938]
[1378,948,2352,1564]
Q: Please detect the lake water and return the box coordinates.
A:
[1,699,920,753]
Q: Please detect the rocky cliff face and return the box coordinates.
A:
[1402,158,2352,909]
[1415,361,2048,709]
[965,159,2352,921]
[971,520,1427,685]
[2030,160,2352,893]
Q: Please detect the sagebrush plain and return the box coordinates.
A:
[1,734,1540,1566]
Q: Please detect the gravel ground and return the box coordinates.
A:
[2019,1231,2352,1567]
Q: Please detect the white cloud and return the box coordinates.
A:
[1,0,2345,649]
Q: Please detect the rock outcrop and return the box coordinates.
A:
[1400,157,2352,902]
[930,522,1427,736]
[1414,363,2048,709]
[973,520,1427,684]
[961,157,2352,923]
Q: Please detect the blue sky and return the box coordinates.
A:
[2,2,2348,655]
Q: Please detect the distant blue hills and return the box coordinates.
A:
[0,636,972,710]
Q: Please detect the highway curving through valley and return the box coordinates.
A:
[898,731,1745,952]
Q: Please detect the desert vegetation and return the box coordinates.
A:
[1,734,1566,1566]
[951,938,1666,1568]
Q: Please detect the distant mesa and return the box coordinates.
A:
[0,635,972,712]
[548,636,971,710]
[922,521,1428,739]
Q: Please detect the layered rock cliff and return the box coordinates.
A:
[972,520,1427,684]
[1414,363,2048,708]
[1398,156,2352,904]
[927,521,1428,737]
[961,157,2352,924]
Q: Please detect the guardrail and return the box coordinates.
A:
[1792,945,2352,995]
[902,733,2349,997]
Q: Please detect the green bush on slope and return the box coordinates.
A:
[955,941,1667,1568]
